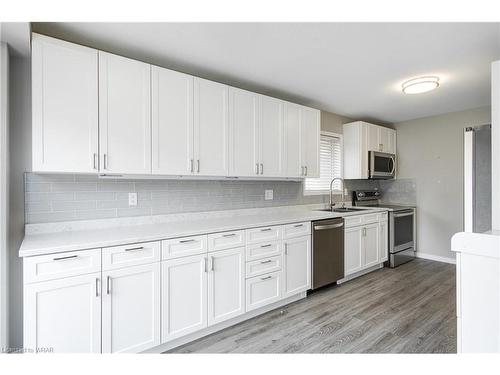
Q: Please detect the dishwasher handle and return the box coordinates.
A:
[314,223,344,231]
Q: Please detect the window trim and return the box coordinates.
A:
[303,131,343,196]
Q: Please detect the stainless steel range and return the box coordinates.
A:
[352,190,416,268]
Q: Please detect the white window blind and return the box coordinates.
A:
[304,133,342,194]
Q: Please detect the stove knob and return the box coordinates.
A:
[358,192,365,197]
[374,192,380,196]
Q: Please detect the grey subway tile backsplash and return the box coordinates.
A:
[24,173,330,224]
[24,173,415,225]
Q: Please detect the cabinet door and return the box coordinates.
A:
[99,52,151,174]
[363,223,380,268]
[344,226,363,276]
[208,247,245,326]
[102,263,160,353]
[229,88,259,177]
[283,102,302,177]
[300,107,320,178]
[194,78,229,176]
[260,96,283,177]
[152,66,194,175]
[24,273,101,353]
[378,219,389,263]
[283,236,311,298]
[367,123,380,152]
[387,129,397,154]
[32,34,98,173]
[161,254,207,342]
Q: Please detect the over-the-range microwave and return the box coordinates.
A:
[369,151,396,179]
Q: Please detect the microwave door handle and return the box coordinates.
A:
[390,156,396,174]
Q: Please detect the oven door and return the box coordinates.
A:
[369,151,396,179]
[389,209,415,253]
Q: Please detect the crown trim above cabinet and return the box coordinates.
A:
[31,33,320,180]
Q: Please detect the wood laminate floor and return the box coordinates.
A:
[167,259,456,354]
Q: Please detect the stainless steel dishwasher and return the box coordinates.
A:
[311,217,344,289]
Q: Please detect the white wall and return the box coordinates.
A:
[8,55,31,349]
[395,106,491,261]
[0,42,9,349]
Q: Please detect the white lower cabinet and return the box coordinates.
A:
[161,254,207,343]
[344,214,388,277]
[282,235,311,298]
[24,273,102,353]
[344,226,364,276]
[208,247,245,325]
[102,263,160,353]
[363,223,380,268]
[246,271,281,311]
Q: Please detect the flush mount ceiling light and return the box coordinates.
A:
[402,76,440,94]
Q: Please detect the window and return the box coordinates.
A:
[304,132,343,195]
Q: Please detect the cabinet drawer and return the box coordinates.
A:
[363,213,380,224]
[246,226,282,244]
[246,256,282,278]
[102,241,160,270]
[246,271,281,312]
[283,222,311,239]
[24,248,101,284]
[246,241,281,262]
[344,215,363,228]
[162,235,207,260]
[208,230,245,252]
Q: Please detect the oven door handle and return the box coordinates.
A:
[393,210,414,218]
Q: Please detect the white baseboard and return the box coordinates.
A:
[416,252,456,264]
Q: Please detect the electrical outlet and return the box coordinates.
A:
[265,189,274,200]
[128,192,137,206]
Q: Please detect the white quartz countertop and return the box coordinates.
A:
[19,205,389,257]
[451,230,500,259]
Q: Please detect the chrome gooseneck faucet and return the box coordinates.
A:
[329,177,345,210]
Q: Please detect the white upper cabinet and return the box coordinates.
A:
[300,107,320,178]
[260,96,284,177]
[343,121,397,179]
[283,102,302,178]
[32,34,98,173]
[152,66,194,175]
[194,78,229,176]
[99,51,151,174]
[229,87,259,177]
[32,34,320,179]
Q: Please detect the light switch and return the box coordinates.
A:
[265,189,274,200]
[128,193,138,206]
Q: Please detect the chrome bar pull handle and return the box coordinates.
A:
[125,246,144,252]
[260,163,264,175]
[95,278,100,297]
[260,260,272,264]
[211,256,215,271]
[93,153,98,170]
[261,244,272,248]
[261,275,272,281]
[223,233,236,238]
[260,228,272,232]
[204,257,208,273]
[197,159,200,173]
[179,239,195,244]
[190,159,194,173]
[53,255,78,261]
[284,243,288,255]
[255,163,259,175]
[305,166,308,176]
[106,276,111,295]
[103,154,108,170]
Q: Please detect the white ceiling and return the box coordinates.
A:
[33,22,500,123]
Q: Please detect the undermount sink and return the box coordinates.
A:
[316,207,366,213]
